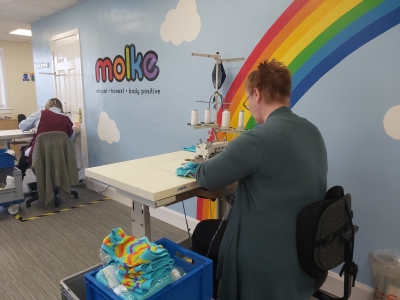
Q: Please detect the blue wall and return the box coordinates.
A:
[31,0,292,222]
[32,0,400,288]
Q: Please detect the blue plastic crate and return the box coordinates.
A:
[0,149,14,169]
[85,238,213,300]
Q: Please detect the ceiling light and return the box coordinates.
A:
[10,29,32,36]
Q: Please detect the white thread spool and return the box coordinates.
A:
[191,109,198,125]
[63,102,69,114]
[204,108,211,124]
[238,110,244,128]
[221,109,230,128]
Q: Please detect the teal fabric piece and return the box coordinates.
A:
[119,248,170,276]
[196,107,328,300]
[95,269,109,287]
[117,292,137,300]
[183,145,196,152]
[117,267,173,294]
[142,265,172,280]
[95,270,173,300]
[134,258,174,274]
[176,161,199,178]
[131,274,173,300]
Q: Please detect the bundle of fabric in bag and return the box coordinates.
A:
[97,228,175,299]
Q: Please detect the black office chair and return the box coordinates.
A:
[297,186,359,300]
[17,114,26,124]
[26,183,78,207]
[25,132,79,208]
[11,114,30,160]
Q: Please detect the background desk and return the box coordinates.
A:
[0,129,80,155]
[0,119,18,131]
[0,120,30,154]
[0,129,35,150]
[85,151,236,239]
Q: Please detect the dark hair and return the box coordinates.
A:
[245,59,292,106]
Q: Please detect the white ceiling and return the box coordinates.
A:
[0,0,83,42]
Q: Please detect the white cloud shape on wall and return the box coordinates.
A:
[160,0,201,45]
[97,112,120,144]
[383,105,400,140]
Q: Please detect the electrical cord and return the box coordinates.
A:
[97,185,110,195]
[182,201,192,247]
[206,194,234,258]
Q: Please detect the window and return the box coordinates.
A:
[0,48,11,114]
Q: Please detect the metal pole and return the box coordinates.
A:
[214,52,220,125]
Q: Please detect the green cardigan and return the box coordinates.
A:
[196,106,328,300]
[32,132,78,208]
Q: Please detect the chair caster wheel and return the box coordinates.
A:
[8,204,19,214]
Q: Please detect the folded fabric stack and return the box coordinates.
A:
[175,161,199,178]
[100,228,174,299]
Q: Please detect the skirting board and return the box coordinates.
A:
[87,178,373,299]
[320,271,373,300]
[86,178,199,233]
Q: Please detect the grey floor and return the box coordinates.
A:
[1,169,320,300]
[0,170,188,300]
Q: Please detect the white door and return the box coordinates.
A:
[50,29,89,170]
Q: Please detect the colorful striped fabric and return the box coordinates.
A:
[101,228,152,260]
[101,229,174,292]
[119,265,173,293]
[134,258,175,274]
[119,241,169,275]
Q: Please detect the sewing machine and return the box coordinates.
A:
[193,140,228,162]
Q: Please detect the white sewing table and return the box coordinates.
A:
[0,129,35,140]
[0,129,35,148]
[0,129,80,147]
[85,151,236,239]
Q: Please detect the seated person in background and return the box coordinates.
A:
[17,98,75,180]
[192,59,328,300]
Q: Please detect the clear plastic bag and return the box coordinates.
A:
[99,248,111,267]
[5,175,15,189]
[170,265,186,282]
[370,250,400,300]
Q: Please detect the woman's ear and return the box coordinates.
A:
[254,88,261,103]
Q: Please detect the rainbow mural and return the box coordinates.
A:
[196,0,400,220]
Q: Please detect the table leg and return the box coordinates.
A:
[217,197,232,220]
[131,199,151,240]
[1,138,11,149]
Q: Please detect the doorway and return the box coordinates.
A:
[50,29,89,171]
